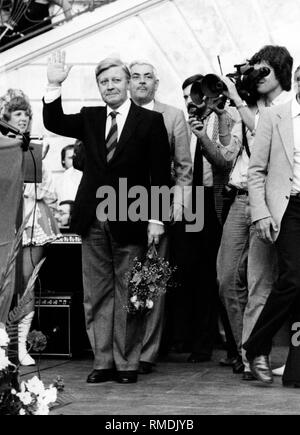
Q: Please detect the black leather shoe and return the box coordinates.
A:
[116,371,138,384]
[249,355,273,384]
[242,371,256,381]
[138,361,153,375]
[232,356,245,374]
[86,369,114,384]
[187,353,211,363]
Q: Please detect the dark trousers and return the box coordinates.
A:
[140,235,169,363]
[244,197,300,359]
[82,219,146,371]
[167,187,221,356]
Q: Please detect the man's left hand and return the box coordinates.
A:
[148,222,164,246]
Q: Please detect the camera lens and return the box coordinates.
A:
[190,81,204,106]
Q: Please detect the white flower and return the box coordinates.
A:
[25,376,45,395]
[0,348,11,370]
[41,386,57,405]
[130,295,137,303]
[0,328,9,347]
[133,301,140,309]
[146,300,154,309]
[34,404,49,415]
[19,409,26,415]
[17,391,32,406]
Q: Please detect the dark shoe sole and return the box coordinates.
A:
[251,370,273,384]
[242,372,257,381]
[87,378,114,384]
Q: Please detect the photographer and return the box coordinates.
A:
[217,45,293,380]
[178,75,239,365]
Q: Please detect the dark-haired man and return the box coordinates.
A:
[43,51,170,384]
[217,45,293,380]
[172,74,238,364]
[243,71,300,386]
[61,144,74,169]
[56,144,82,226]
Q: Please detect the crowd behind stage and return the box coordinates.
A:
[2,43,300,388]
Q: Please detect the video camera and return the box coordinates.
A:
[191,63,271,107]
[188,77,227,122]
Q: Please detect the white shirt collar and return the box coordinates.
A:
[106,98,131,117]
[141,100,155,111]
[291,94,300,118]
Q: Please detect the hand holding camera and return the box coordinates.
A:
[188,115,208,138]
[217,76,241,105]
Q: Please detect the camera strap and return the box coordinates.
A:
[242,122,251,158]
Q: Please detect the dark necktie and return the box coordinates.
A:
[193,138,203,186]
[106,111,118,162]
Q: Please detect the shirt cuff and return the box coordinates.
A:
[44,86,62,103]
[148,219,164,226]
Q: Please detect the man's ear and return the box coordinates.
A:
[155,79,160,92]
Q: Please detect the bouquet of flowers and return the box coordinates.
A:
[0,325,57,415]
[125,242,176,315]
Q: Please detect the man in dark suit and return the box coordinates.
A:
[43,51,170,384]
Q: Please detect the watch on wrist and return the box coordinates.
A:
[236,101,247,110]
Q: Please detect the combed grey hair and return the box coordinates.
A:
[95,57,131,80]
[129,60,159,80]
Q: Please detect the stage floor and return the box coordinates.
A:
[20,347,299,415]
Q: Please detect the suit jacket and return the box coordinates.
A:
[153,100,192,186]
[248,101,294,241]
[43,98,171,243]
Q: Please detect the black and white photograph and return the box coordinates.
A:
[1,0,300,418]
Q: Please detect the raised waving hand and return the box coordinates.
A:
[47,51,72,86]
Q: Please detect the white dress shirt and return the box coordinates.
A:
[106,98,131,139]
[141,100,155,111]
[56,166,82,204]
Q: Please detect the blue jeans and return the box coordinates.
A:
[217,194,277,368]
